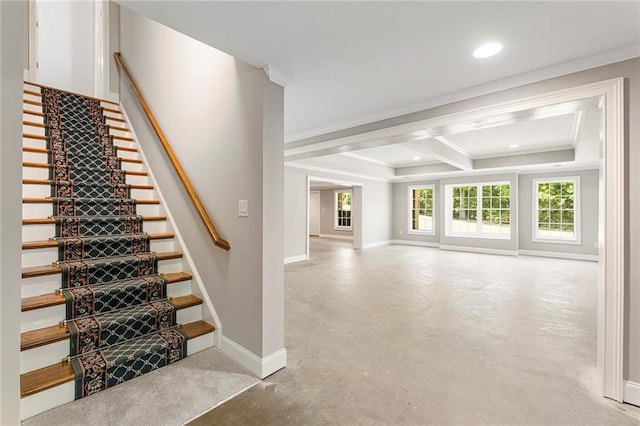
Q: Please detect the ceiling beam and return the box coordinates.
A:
[473,149,574,169]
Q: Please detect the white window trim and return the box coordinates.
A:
[532,176,581,245]
[334,189,353,231]
[407,184,436,235]
[444,181,511,240]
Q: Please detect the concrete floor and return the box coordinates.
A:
[191,238,640,425]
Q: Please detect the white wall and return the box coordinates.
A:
[0,2,25,423]
[36,0,94,95]
[284,170,307,259]
[119,8,284,365]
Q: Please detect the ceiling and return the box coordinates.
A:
[118,1,637,182]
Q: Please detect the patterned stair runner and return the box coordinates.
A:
[41,87,187,399]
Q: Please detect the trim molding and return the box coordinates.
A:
[284,254,308,264]
[220,336,287,379]
[362,240,392,249]
[391,239,440,248]
[624,381,640,407]
[439,245,518,256]
[319,233,353,240]
[518,249,598,262]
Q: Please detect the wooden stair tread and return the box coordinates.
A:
[24,109,44,117]
[181,320,215,338]
[22,251,183,278]
[23,216,166,225]
[21,294,201,351]
[22,179,152,190]
[23,198,159,205]
[21,362,74,398]
[24,82,120,106]
[20,320,212,397]
[22,232,174,250]
[23,120,130,133]
[21,272,192,312]
[173,294,203,309]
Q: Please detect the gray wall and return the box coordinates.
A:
[297,58,640,383]
[393,180,440,245]
[320,189,353,237]
[119,8,284,359]
[1,2,25,423]
[519,170,599,255]
[284,170,307,258]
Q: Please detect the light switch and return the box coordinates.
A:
[238,200,248,217]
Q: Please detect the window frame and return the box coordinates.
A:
[407,184,436,236]
[444,181,512,240]
[334,189,353,231]
[532,176,581,245]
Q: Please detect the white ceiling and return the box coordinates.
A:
[118,1,635,182]
[119,1,640,139]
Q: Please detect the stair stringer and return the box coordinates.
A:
[118,104,222,349]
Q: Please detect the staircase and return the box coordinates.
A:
[20,82,216,419]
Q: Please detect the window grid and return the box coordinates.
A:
[335,191,352,229]
[409,185,435,234]
[447,182,510,238]
[534,178,578,242]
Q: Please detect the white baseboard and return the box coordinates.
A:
[624,380,640,407]
[391,239,440,248]
[220,335,287,379]
[284,254,308,264]
[319,233,353,240]
[362,240,392,249]
[518,250,598,262]
[439,245,518,256]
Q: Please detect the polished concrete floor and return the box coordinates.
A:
[191,238,640,425]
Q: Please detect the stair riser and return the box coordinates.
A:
[21,302,201,335]
[22,167,149,186]
[19,331,213,420]
[22,151,145,172]
[22,202,160,220]
[21,239,175,268]
[21,257,184,298]
[22,184,155,200]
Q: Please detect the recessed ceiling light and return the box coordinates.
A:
[413,156,422,160]
[509,144,519,148]
[473,42,503,59]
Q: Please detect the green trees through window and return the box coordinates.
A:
[448,183,510,236]
[409,186,434,233]
[535,179,577,241]
[336,191,352,229]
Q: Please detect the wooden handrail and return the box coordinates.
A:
[113,52,231,251]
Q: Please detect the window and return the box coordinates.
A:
[533,177,580,243]
[408,185,435,235]
[334,190,352,230]
[445,182,511,238]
